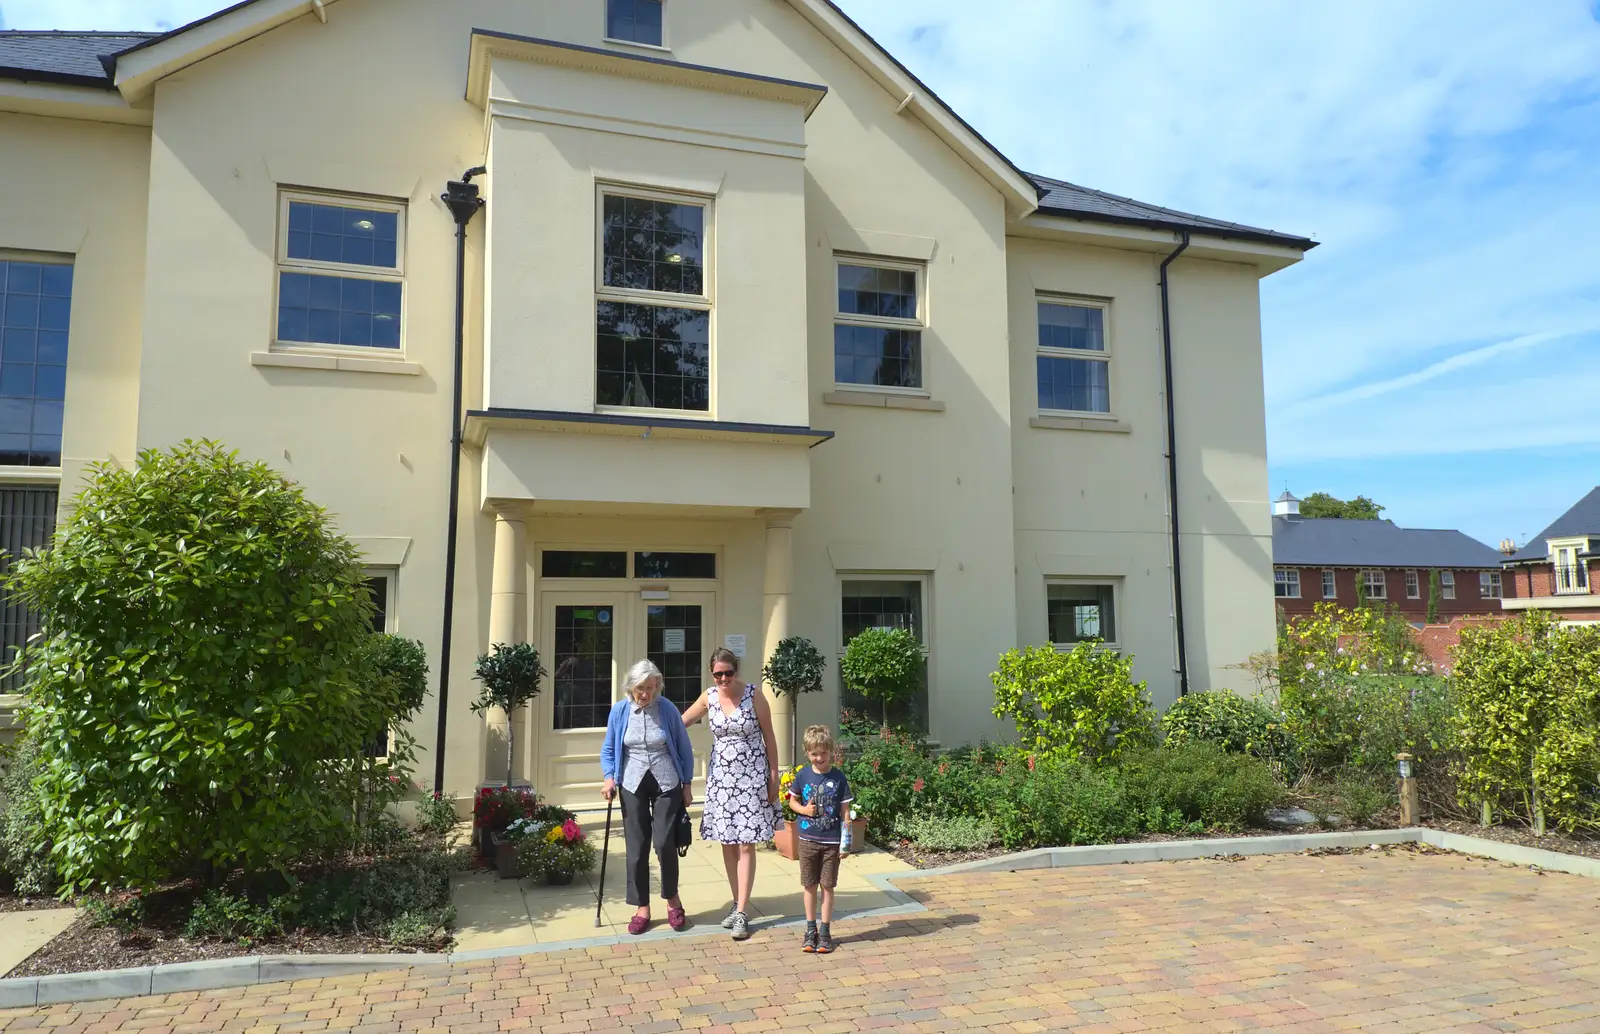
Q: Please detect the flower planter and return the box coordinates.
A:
[848,813,868,851]
[476,826,504,862]
[771,823,801,861]
[492,833,521,880]
[545,870,576,887]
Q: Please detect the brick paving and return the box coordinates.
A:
[7,846,1600,1032]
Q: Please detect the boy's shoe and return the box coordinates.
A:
[730,911,750,940]
[720,905,738,929]
[802,927,819,953]
[816,928,835,954]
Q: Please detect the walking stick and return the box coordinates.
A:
[594,793,616,927]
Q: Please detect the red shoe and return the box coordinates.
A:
[667,906,687,931]
[627,913,650,935]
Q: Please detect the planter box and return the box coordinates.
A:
[491,833,521,880]
[475,826,505,862]
[847,814,868,852]
[771,824,800,861]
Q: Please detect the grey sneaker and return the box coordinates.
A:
[730,911,750,940]
[720,904,738,929]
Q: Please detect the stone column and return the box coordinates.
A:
[761,513,796,769]
[482,508,527,786]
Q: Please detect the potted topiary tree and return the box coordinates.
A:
[840,627,924,735]
[471,642,546,791]
[761,635,827,767]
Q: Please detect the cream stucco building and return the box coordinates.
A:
[0,0,1314,806]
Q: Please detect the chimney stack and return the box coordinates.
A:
[1499,538,1516,556]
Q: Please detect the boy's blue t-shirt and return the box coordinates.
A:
[790,765,853,844]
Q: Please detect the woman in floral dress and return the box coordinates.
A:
[680,647,780,940]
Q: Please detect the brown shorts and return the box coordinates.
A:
[797,838,841,889]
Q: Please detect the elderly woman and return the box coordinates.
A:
[680,647,780,941]
[600,660,696,934]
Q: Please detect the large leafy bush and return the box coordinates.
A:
[0,732,54,896]
[1451,612,1600,833]
[990,643,1156,764]
[1160,689,1299,778]
[5,441,414,893]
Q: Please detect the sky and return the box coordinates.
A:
[5,1,1600,548]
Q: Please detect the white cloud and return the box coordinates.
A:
[0,0,218,30]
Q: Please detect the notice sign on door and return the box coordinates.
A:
[664,628,686,653]
[724,633,746,658]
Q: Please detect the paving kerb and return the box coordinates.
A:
[4,825,1592,1007]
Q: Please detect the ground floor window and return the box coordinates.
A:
[1440,570,1456,600]
[362,569,398,756]
[840,577,928,734]
[1362,569,1387,600]
[0,485,56,691]
[1480,571,1502,599]
[1322,569,1336,598]
[1048,582,1118,647]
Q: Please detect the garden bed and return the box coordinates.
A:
[8,915,420,979]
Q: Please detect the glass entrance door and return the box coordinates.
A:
[534,590,715,807]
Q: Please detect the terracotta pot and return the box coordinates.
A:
[849,814,868,850]
[771,824,801,861]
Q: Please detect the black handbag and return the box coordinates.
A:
[675,805,693,857]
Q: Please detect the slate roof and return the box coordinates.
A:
[1273,516,1504,570]
[1029,174,1317,250]
[1506,486,1600,563]
[0,31,155,88]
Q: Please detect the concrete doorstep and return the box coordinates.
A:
[2,825,1595,1008]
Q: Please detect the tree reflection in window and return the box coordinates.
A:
[596,302,709,411]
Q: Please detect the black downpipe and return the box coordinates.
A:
[434,166,487,793]
[1159,232,1191,696]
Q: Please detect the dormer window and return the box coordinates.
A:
[1551,538,1590,595]
[607,0,664,47]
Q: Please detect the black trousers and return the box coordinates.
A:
[619,771,684,907]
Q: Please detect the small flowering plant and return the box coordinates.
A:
[778,764,805,822]
[517,816,597,881]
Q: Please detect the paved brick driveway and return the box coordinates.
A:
[7,845,1600,1032]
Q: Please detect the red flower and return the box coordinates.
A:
[912,778,925,793]
[871,759,880,772]
[938,761,949,775]
[1026,754,1036,772]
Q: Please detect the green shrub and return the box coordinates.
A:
[1118,744,1282,831]
[986,753,1137,848]
[1282,672,1453,777]
[0,734,54,896]
[293,850,454,934]
[1334,773,1393,826]
[1160,690,1299,778]
[471,642,546,788]
[990,643,1157,765]
[839,731,932,840]
[184,889,288,941]
[414,792,458,840]
[1452,612,1600,833]
[890,814,996,852]
[840,628,925,731]
[3,441,408,894]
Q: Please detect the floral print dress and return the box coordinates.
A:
[699,682,779,844]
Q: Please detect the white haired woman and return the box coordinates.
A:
[599,659,696,934]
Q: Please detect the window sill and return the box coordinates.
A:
[823,390,945,412]
[1030,415,1129,434]
[0,466,62,484]
[603,37,671,53]
[251,351,421,376]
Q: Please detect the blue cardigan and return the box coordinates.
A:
[599,696,695,788]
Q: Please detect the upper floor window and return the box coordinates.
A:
[1405,570,1420,599]
[1037,299,1110,415]
[1480,571,1502,599]
[1440,569,1456,599]
[276,192,404,352]
[1362,569,1387,599]
[834,260,924,391]
[1274,569,1300,598]
[596,188,710,412]
[1321,569,1336,599]
[607,0,664,47]
[0,257,71,467]
[1552,541,1589,594]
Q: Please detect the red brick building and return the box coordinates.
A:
[1500,486,1600,624]
[1270,492,1505,624]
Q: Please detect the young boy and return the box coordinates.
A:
[788,724,854,954]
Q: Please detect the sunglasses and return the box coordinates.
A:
[711,670,737,680]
